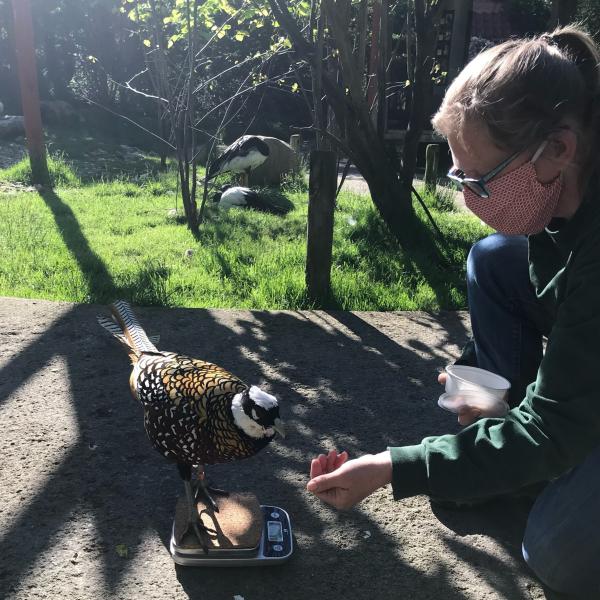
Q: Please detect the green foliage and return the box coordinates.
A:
[576,1,600,44]
[280,164,309,194]
[0,154,80,187]
[0,177,489,310]
[419,182,459,213]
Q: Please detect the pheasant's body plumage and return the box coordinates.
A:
[133,352,271,465]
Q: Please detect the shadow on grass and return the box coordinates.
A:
[39,189,173,306]
[345,208,472,311]
[40,189,118,302]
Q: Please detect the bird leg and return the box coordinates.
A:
[194,465,229,513]
[239,169,249,187]
[177,463,216,551]
[182,479,214,552]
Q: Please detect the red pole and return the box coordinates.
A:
[11,0,50,185]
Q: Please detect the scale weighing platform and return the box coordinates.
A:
[170,493,293,567]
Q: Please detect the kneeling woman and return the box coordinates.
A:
[307,26,600,598]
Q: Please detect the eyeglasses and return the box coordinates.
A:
[447,150,521,199]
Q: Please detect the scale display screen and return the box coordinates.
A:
[267,521,283,542]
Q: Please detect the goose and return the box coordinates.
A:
[212,185,287,214]
[207,135,270,181]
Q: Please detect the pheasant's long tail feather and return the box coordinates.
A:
[97,315,130,348]
[109,300,158,354]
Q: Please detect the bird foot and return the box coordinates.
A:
[193,469,229,512]
[178,514,217,553]
[194,482,228,513]
[192,522,214,554]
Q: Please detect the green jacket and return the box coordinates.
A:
[390,189,600,501]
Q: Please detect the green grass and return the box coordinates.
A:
[1,153,80,187]
[0,161,490,310]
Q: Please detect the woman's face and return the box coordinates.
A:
[447,120,581,220]
[447,121,557,185]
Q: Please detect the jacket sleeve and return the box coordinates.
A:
[389,253,600,501]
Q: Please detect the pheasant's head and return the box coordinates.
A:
[232,385,285,440]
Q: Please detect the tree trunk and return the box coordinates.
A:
[11,0,50,186]
[311,2,326,148]
[306,150,336,302]
[367,0,381,113]
[401,0,435,197]
[376,0,388,138]
[550,0,578,26]
[268,0,442,257]
[357,0,368,89]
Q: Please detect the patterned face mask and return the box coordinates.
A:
[461,142,563,235]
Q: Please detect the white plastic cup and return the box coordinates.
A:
[438,390,509,417]
[439,365,511,418]
[445,365,510,401]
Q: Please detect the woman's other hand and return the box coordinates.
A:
[307,449,392,510]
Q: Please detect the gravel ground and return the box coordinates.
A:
[0,297,546,600]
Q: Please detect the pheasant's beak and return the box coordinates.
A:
[272,418,286,438]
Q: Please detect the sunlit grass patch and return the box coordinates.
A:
[0,171,489,310]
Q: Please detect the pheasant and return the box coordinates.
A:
[98,300,285,547]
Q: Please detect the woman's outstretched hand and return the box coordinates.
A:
[307,449,392,510]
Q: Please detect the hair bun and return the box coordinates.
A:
[548,27,600,96]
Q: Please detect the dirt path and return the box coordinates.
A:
[0,298,545,600]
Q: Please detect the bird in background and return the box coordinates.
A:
[212,185,289,215]
[98,300,285,548]
[207,135,270,183]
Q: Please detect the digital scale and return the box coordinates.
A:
[170,493,293,567]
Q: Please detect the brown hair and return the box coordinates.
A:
[432,25,600,177]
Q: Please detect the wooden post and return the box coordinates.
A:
[289,134,301,153]
[306,151,336,303]
[11,0,49,186]
[424,144,439,193]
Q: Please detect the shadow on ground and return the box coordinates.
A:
[0,299,546,600]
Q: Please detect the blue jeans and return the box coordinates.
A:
[466,234,600,597]
[463,233,551,406]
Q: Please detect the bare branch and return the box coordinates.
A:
[193,66,297,128]
[114,73,169,104]
[289,57,314,117]
[194,2,247,58]
[192,49,294,95]
[77,94,176,150]
[292,124,353,158]
[264,0,315,59]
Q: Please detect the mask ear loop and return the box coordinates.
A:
[531,140,548,164]
[532,139,564,189]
